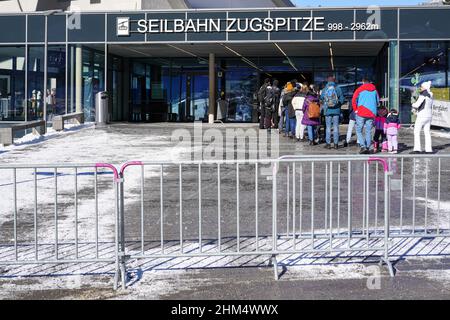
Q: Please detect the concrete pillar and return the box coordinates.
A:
[208,53,216,124]
[75,44,83,113]
[123,58,130,121]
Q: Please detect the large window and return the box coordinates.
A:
[224,65,258,123]
[27,46,44,121]
[83,47,105,121]
[68,45,105,122]
[400,41,450,124]
[0,46,25,121]
[46,45,66,121]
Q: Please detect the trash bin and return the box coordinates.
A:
[95,91,109,126]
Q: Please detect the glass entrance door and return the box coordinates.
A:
[188,73,209,121]
[170,72,209,122]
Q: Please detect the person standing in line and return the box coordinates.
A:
[352,77,380,154]
[344,98,359,147]
[264,79,281,133]
[257,78,271,130]
[384,109,401,154]
[302,85,321,146]
[411,81,434,154]
[282,82,297,139]
[320,76,344,149]
[292,83,308,141]
[278,84,287,134]
[373,105,388,153]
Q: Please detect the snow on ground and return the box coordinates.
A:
[1,124,450,298]
[1,231,450,299]
[0,124,191,260]
[0,123,94,153]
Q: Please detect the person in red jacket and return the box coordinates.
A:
[352,78,380,154]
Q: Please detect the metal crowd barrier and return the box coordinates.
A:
[115,156,395,289]
[1,154,449,290]
[0,162,123,289]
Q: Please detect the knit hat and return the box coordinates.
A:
[286,82,294,91]
[420,81,432,92]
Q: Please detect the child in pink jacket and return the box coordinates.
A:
[384,109,401,154]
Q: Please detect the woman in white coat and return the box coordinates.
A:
[412,81,434,154]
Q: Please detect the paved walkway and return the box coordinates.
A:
[0,122,450,299]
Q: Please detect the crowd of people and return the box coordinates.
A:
[257,75,435,154]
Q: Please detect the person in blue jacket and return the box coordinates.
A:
[352,77,380,154]
[320,76,345,149]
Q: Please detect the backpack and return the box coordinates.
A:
[323,85,339,108]
[263,86,274,110]
[307,100,321,119]
[257,84,268,104]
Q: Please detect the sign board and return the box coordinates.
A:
[117,17,130,36]
[117,16,380,36]
[106,9,400,42]
[432,100,450,128]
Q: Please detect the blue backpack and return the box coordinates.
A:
[323,85,339,109]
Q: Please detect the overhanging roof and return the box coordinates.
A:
[108,41,385,58]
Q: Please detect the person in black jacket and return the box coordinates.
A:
[257,78,271,129]
[264,79,281,133]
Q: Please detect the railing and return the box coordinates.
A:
[0,154,449,290]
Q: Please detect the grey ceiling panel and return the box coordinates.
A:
[108,41,385,58]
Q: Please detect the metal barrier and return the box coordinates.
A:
[116,156,396,288]
[0,162,122,289]
[1,154,449,290]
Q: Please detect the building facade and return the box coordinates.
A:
[0,1,449,126]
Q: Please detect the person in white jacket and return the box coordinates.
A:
[412,81,434,154]
[292,83,308,141]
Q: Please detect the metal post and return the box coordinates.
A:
[271,161,278,279]
[113,176,120,291]
[347,161,352,247]
[13,168,17,260]
[208,53,216,124]
[236,163,240,252]
[117,173,127,290]
[286,165,290,236]
[120,175,126,289]
[198,163,202,252]
[255,162,259,251]
[141,165,145,254]
[382,168,394,277]
[43,16,48,122]
[218,163,221,252]
[54,168,58,260]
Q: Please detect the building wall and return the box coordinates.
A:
[0,0,291,12]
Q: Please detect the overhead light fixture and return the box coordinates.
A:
[221,44,263,72]
[274,43,298,72]
[221,44,242,57]
[167,44,209,64]
[329,42,335,72]
[120,45,153,57]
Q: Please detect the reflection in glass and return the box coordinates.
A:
[28,46,44,120]
[68,45,105,122]
[400,41,449,124]
[46,45,66,121]
[0,46,25,121]
[225,67,258,122]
